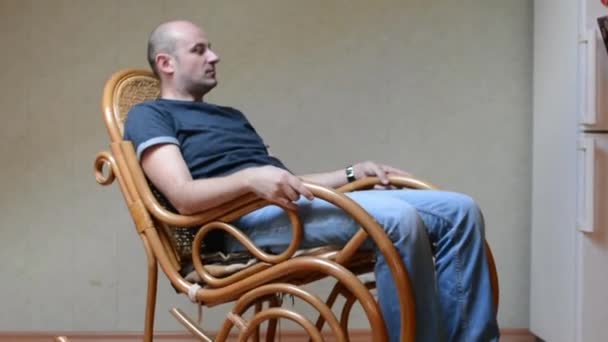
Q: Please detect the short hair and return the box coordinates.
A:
[147,24,178,77]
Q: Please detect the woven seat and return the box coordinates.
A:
[95,68,499,342]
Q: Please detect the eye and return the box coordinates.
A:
[191,44,206,55]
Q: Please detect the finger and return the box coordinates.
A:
[291,177,314,201]
[280,182,300,202]
[370,163,389,184]
[382,165,411,176]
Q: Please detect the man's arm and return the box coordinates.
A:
[300,161,411,189]
[141,144,314,215]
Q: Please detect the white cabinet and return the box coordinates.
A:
[576,134,608,342]
[531,1,608,341]
[530,2,578,341]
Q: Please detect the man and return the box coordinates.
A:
[124,20,499,342]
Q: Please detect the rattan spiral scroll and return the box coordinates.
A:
[94,151,117,186]
[191,212,303,288]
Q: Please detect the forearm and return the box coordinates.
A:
[300,169,348,189]
[141,145,300,215]
[168,171,251,215]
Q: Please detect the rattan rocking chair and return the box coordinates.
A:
[93,68,499,342]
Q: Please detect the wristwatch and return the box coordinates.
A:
[345,165,356,183]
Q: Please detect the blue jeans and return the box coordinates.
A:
[226,190,499,341]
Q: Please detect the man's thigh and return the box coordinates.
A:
[378,189,483,239]
[226,190,421,252]
[378,189,477,214]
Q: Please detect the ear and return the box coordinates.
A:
[155,53,175,75]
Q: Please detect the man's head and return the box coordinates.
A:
[147,20,220,100]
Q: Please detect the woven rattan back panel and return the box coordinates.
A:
[113,74,160,136]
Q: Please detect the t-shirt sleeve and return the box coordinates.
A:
[123,103,180,159]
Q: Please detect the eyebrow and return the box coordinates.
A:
[190,42,211,50]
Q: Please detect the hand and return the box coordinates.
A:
[352,161,411,187]
[242,165,314,210]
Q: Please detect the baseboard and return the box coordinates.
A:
[0,328,535,341]
[500,328,538,342]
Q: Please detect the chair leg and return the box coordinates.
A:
[314,279,377,342]
[340,294,357,333]
[248,295,281,342]
[314,281,345,332]
[265,295,281,342]
[253,301,262,342]
[142,235,158,342]
[338,280,376,338]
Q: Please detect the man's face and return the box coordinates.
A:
[171,25,220,95]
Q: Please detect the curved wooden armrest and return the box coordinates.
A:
[337,175,439,193]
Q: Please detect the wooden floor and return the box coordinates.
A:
[0,328,538,341]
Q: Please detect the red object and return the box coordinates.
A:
[603,0,608,7]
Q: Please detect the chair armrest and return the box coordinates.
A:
[337,175,439,192]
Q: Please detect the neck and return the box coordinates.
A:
[160,88,204,102]
[159,80,205,102]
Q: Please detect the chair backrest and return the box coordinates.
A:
[100,69,188,268]
[102,69,160,143]
[100,69,244,269]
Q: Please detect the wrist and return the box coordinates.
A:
[236,168,254,191]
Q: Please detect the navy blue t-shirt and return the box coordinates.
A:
[123,98,289,179]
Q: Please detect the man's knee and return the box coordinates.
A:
[349,191,428,244]
[435,191,480,218]
[383,204,426,243]
[440,191,485,239]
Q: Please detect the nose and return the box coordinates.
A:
[208,49,220,63]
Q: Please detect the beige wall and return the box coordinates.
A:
[0,0,532,332]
